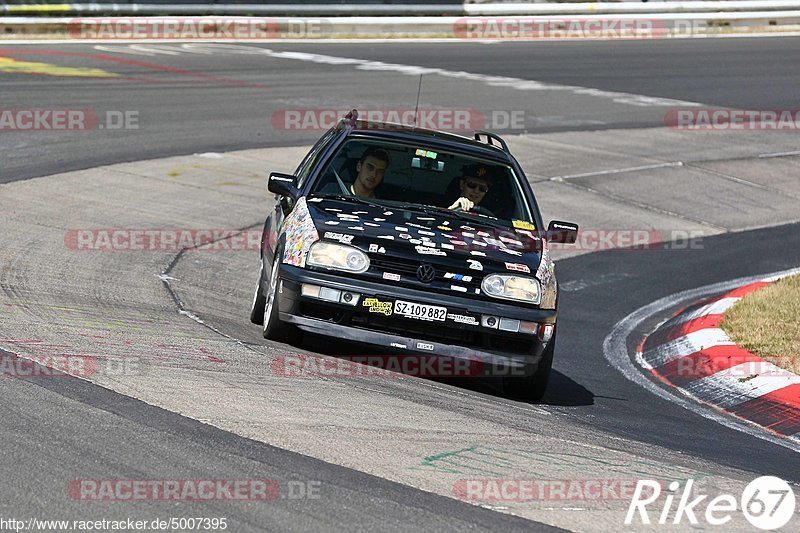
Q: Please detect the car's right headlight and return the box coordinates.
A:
[307,241,369,274]
[481,274,541,304]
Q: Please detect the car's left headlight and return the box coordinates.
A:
[481,274,541,304]
[307,241,369,273]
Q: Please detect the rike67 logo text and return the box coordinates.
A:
[626,477,795,530]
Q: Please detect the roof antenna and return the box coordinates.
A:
[412,74,423,128]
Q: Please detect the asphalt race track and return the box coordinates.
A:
[2,38,800,532]
[4,38,800,184]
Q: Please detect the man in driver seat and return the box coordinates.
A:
[351,147,389,198]
[447,163,495,213]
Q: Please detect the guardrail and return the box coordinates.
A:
[0,4,464,17]
[2,2,800,38]
[2,2,800,17]
[3,12,800,39]
[467,1,800,15]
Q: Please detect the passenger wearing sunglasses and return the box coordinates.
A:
[447,163,495,216]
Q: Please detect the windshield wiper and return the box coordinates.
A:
[393,202,509,230]
[311,193,388,211]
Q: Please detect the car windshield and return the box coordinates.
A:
[309,138,537,228]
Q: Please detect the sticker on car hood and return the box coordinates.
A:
[415,245,446,256]
[324,232,354,244]
[505,262,531,273]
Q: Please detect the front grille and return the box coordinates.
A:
[370,256,482,289]
[294,278,536,356]
[299,302,347,323]
[361,313,477,343]
[299,300,534,355]
[370,257,420,276]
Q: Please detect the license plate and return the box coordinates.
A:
[394,300,447,322]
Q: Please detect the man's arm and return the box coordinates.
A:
[448,197,474,211]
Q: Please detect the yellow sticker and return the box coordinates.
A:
[362,297,393,316]
[512,220,536,230]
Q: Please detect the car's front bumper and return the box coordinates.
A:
[274,264,557,375]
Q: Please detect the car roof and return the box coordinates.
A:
[343,120,513,163]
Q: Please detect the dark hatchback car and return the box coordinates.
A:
[250,112,578,401]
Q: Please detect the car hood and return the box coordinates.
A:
[306,196,544,278]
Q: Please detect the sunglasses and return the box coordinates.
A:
[465,181,490,193]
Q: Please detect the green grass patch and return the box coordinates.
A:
[721,274,800,373]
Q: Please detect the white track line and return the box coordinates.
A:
[549,161,684,181]
[73,42,708,109]
[640,328,735,368]
[265,49,705,108]
[669,296,741,326]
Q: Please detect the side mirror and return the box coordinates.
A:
[267,172,300,200]
[546,220,579,245]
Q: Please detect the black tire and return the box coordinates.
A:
[503,328,556,402]
[261,249,301,344]
[249,261,267,325]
